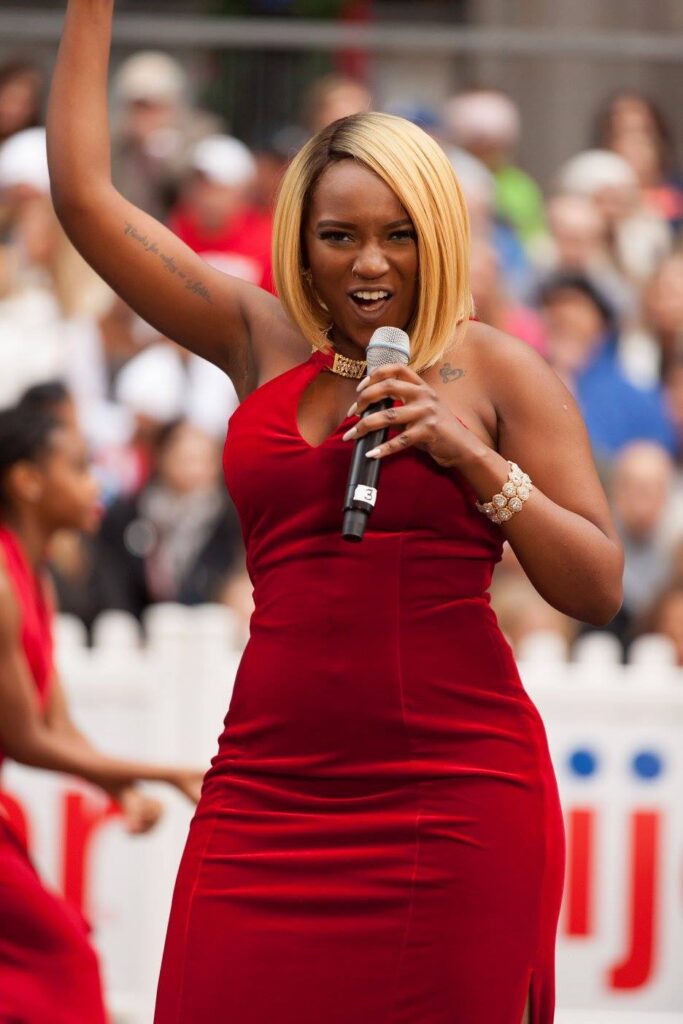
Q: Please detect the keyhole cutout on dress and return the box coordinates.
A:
[295,367,359,449]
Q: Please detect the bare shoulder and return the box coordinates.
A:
[461,319,577,427]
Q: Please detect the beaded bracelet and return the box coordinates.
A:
[475,461,533,525]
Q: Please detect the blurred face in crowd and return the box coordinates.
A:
[663,361,683,444]
[469,241,502,313]
[0,67,42,140]
[157,422,221,496]
[611,129,661,188]
[541,287,608,377]
[6,428,101,534]
[611,442,673,539]
[644,254,683,341]
[123,97,178,146]
[304,159,419,354]
[308,82,372,135]
[592,181,638,225]
[547,195,608,269]
[604,95,667,183]
[9,194,61,265]
[184,171,248,230]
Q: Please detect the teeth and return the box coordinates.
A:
[353,291,389,301]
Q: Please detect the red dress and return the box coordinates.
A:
[155,348,566,1023]
[0,525,106,1024]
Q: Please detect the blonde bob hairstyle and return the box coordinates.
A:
[272,112,473,373]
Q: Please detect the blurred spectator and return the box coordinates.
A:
[539,272,676,461]
[88,420,242,621]
[536,193,635,322]
[443,88,546,250]
[169,135,274,291]
[595,91,683,231]
[641,251,683,379]
[251,126,306,213]
[641,585,683,666]
[608,441,675,647]
[303,73,371,135]
[0,59,43,147]
[470,239,546,354]
[0,128,111,406]
[0,60,44,236]
[111,51,224,220]
[447,145,532,300]
[663,355,683,460]
[556,149,672,287]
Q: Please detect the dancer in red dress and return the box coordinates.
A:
[48,5,623,1019]
[0,405,203,1022]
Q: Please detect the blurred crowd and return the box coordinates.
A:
[1,52,682,662]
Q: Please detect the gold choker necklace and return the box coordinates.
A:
[330,350,367,379]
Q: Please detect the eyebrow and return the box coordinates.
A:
[315,218,414,230]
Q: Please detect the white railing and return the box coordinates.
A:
[3,604,682,1022]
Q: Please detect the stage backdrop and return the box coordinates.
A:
[2,606,682,1023]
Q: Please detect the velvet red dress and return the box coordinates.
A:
[155,347,566,1024]
[0,525,107,1024]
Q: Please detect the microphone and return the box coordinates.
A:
[342,327,411,542]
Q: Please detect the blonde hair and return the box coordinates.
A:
[273,112,473,372]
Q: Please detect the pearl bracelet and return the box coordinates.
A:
[475,461,533,525]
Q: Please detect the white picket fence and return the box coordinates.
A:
[3,605,683,1024]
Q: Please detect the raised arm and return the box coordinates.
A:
[47,0,290,395]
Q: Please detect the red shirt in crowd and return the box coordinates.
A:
[169,205,275,293]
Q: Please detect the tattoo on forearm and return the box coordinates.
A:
[439,363,465,383]
[124,222,212,304]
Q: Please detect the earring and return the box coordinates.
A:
[302,268,313,284]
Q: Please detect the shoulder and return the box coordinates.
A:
[459,318,553,385]
[459,319,580,430]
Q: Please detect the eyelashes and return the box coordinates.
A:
[317,230,416,243]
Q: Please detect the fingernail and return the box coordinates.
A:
[365,447,380,458]
[342,426,357,441]
[346,401,357,417]
[356,377,370,392]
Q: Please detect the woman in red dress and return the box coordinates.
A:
[48,4,624,1020]
[0,403,203,1022]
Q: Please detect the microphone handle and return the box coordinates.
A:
[342,398,393,542]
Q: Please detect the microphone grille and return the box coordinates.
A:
[366,327,411,370]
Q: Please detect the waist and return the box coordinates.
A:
[249,533,495,629]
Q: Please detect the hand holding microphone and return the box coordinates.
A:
[342,326,475,542]
[342,327,410,541]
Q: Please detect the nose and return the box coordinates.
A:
[352,241,390,280]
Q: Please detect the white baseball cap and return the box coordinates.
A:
[114,51,186,105]
[190,135,257,188]
[557,149,638,196]
[0,127,50,194]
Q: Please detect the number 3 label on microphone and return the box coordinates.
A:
[354,485,378,507]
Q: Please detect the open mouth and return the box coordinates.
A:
[349,289,393,315]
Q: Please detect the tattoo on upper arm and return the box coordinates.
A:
[124,222,212,304]
[439,363,465,384]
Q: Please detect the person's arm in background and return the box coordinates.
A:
[0,568,203,806]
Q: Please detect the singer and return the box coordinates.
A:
[47,4,623,1022]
